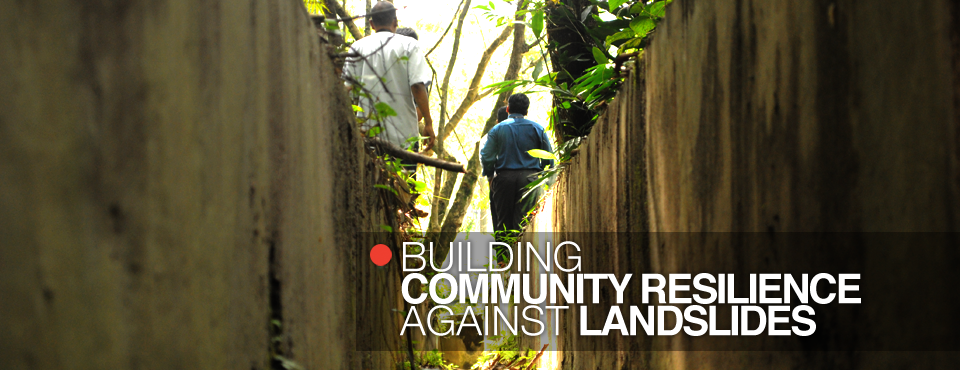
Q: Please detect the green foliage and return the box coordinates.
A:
[482,0,672,119]
[477,1,672,205]
[324,18,340,33]
[396,349,458,370]
[475,1,516,27]
[302,0,327,15]
[409,179,427,193]
[473,332,543,369]
[531,7,545,37]
[375,102,398,119]
[520,136,583,202]
[591,46,608,65]
[485,332,520,352]
[609,0,629,10]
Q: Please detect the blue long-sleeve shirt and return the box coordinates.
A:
[481,113,554,178]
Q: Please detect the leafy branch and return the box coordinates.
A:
[471,0,671,204]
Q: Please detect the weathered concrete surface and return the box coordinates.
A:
[644,0,959,233]
[547,0,960,369]
[0,1,399,369]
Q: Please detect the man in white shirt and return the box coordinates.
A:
[343,1,435,153]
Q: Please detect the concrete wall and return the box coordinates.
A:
[0,1,399,369]
[644,0,959,233]
[548,0,960,368]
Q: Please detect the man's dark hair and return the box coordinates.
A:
[370,1,397,27]
[507,93,530,115]
[497,106,509,122]
[396,27,418,40]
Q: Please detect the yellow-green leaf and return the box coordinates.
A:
[527,149,558,161]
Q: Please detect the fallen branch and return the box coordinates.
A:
[368,137,466,173]
[524,344,549,370]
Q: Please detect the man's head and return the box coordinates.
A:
[396,27,418,40]
[506,93,530,115]
[370,2,398,32]
[497,106,509,122]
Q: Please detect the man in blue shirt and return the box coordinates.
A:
[481,93,554,239]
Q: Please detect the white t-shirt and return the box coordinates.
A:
[343,32,432,148]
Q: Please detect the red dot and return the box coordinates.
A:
[370,244,392,266]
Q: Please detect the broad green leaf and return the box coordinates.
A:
[561,101,572,109]
[591,46,609,65]
[605,29,636,46]
[629,17,656,38]
[648,1,667,18]
[609,0,628,10]
[380,224,393,232]
[550,88,577,98]
[374,102,397,117]
[619,36,646,52]
[352,104,363,112]
[535,71,557,86]
[532,59,544,81]
[531,9,544,37]
[527,149,558,161]
[367,126,382,137]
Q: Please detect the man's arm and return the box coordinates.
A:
[411,83,435,151]
[481,127,500,178]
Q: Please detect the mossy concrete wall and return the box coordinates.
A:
[548,0,960,369]
[0,1,399,369]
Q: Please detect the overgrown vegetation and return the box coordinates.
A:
[480,0,670,202]
[395,349,458,370]
[472,333,547,370]
[483,0,670,137]
[310,1,671,369]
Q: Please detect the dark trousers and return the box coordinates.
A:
[490,169,542,241]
